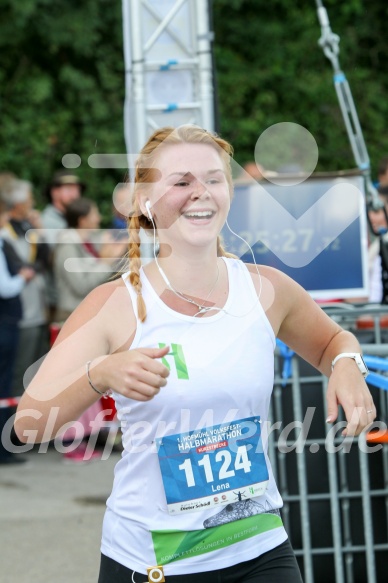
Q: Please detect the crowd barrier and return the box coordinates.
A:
[0,396,20,409]
[269,305,388,583]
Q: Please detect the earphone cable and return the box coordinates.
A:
[147,211,263,319]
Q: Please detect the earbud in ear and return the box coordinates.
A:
[145,200,153,220]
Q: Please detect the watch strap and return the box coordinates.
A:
[331,352,368,377]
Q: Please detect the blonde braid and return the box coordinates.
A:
[217,235,238,259]
[128,212,147,322]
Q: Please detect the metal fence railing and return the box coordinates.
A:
[269,305,388,583]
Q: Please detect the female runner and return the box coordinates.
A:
[15,125,375,582]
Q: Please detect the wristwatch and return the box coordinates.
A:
[331,353,369,378]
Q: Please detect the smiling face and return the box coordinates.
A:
[141,142,231,254]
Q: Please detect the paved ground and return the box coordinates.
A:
[0,446,120,583]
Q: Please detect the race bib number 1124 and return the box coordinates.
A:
[156,417,269,515]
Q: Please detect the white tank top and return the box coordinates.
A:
[101,258,287,576]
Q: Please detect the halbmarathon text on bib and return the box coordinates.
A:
[156,417,269,515]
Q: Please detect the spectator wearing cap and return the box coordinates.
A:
[41,170,84,239]
[41,170,84,320]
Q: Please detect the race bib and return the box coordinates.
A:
[156,417,269,515]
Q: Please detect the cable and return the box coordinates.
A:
[147,211,264,319]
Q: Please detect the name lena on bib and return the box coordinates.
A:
[156,416,269,515]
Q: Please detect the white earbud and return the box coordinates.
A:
[145,200,153,220]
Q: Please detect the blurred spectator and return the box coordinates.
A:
[54,197,125,462]
[41,170,84,236]
[0,179,50,395]
[54,197,127,322]
[111,183,132,232]
[367,186,388,303]
[42,170,84,320]
[378,156,388,188]
[0,195,35,464]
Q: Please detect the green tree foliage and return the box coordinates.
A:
[0,0,125,217]
[212,0,388,173]
[0,0,387,215]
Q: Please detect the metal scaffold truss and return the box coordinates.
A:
[122,0,215,157]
